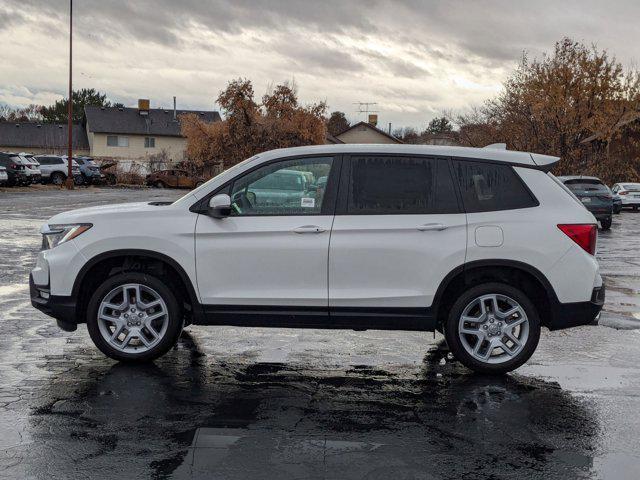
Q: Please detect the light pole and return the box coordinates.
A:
[65,0,74,190]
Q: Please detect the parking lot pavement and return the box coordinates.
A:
[1,188,640,480]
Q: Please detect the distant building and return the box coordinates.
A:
[0,99,221,164]
[0,122,89,155]
[332,120,402,144]
[84,100,221,162]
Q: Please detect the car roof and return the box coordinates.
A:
[620,182,640,187]
[257,144,560,170]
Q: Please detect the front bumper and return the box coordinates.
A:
[547,285,605,330]
[30,273,78,331]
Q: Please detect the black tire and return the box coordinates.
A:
[444,283,541,374]
[51,172,66,185]
[154,180,166,189]
[601,217,612,230]
[86,272,183,362]
[195,180,204,187]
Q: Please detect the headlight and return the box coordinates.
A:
[41,223,92,250]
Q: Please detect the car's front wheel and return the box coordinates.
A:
[86,272,183,362]
[444,283,541,374]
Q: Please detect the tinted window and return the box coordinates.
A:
[230,156,333,216]
[347,156,459,214]
[563,179,608,193]
[453,160,537,212]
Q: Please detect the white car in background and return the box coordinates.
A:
[34,155,81,185]
[611,183,640,210]
[16,153,42,183]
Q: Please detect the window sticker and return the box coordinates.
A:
[301,197,315,208]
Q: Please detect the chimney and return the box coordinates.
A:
[173,96,177,121]
[368,114,378,127]
[138,99,150,116]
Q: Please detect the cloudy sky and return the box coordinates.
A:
[1,0,639,129]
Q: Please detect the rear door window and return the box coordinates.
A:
[346,155,460,214]
[453,160,538,212]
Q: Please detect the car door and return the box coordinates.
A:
[195,155,339,308]
[328,154,467,314]
[177,170,193,188]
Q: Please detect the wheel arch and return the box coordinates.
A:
[72,249,202,324]
[433,260,558,329]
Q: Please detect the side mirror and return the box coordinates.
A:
[208,194,232,218]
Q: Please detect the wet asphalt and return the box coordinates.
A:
[1,186,640,480]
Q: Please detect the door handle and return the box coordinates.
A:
[417,223,448,231]
[293,225,326,234]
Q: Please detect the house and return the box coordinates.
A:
[333,120,402,144]
[0,122,90,155]
[84,100,221,162]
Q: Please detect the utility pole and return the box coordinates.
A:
[65,0,74,190]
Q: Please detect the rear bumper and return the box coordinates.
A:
[30,273,78,330]
[547,285,605,330]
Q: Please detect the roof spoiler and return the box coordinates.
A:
[530,153,560,172]
[483,143,507,150]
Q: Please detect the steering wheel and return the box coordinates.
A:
[231,190,255,214]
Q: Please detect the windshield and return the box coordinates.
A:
[563,179,608,192]
[10,156,29,165]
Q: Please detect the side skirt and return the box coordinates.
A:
[197,305,436,331]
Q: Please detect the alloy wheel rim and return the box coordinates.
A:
[458,293,529,364]
[97,283,169,354]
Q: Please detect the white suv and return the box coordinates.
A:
[30,145,604,374]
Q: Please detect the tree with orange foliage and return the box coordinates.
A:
[181,79,327,175]
[453,38,640,183]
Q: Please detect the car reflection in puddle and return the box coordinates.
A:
[19,334,599,480]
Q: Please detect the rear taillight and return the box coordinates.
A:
[619,191,628,195]
[558,224,597,255]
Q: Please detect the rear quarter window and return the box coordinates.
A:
[453,160,538,213]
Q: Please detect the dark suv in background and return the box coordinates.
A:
[0,152,29,186]
[558,176,613,230]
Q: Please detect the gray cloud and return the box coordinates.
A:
[1,0,640,128]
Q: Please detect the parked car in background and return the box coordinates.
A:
[557,176,613,230]
[0,152,29,186]
[611,183,640,210]
[74,156,105,185]
[610,187,623,214]
[0,166,8,186]
[238,168,312,209]
[146,169,204,189]
[35,155,82,185]
[31,144,604,374]
[15,153,42,184]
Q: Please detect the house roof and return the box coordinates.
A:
[84,106,221,137]
[336,121,403,143]
[0,122,89,150]
[324,133,345,144]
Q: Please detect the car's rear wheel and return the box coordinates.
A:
[86,272,183,362]
[444,283,541,374]
[601,217,612,230]
[51,172,66,185]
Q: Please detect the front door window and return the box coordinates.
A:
[230,157,333,215]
